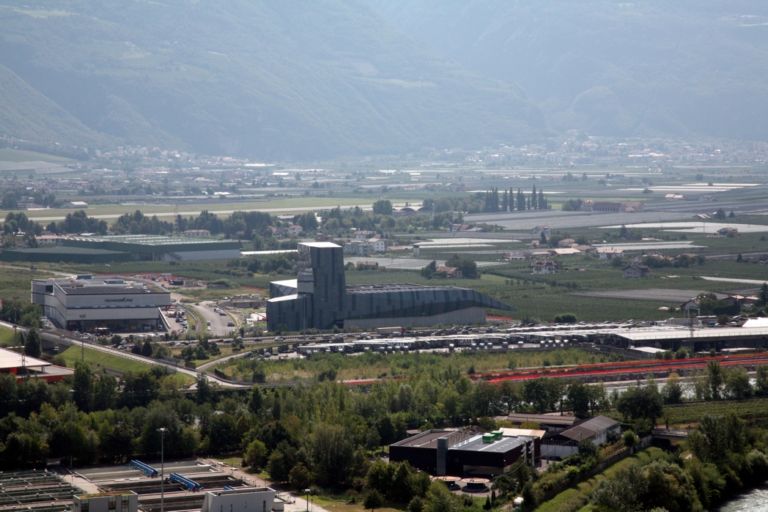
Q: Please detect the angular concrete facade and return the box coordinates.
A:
[267,242,511,331]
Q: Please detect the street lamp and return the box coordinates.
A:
[305,488,311,512]
[158,427,168,512]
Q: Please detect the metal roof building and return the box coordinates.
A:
[390,428,539,477]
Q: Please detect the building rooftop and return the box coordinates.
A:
[612,325,768,342]
[504,413,578,427]
[64,234,227,246]
[51,277,165,295]
[453,434,528,454]
[300,241,341,249]
[0,348,50,371]
[348,284,469,294]
[560,416,619,442]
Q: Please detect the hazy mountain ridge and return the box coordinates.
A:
[371,0,768,140]
[0,1,543,159]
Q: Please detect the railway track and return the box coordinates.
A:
[478,352,768,383]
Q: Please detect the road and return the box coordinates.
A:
[30,325,251,389]
[188,301,234,338]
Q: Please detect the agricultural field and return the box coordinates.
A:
[662,397,768,426]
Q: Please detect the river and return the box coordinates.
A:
[719,486,768,511]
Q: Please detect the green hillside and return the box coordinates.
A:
[0,1,544,159]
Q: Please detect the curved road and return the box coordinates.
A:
[1,320,251,389]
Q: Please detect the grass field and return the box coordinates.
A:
[59,345,153,374]
[534,448,667,512]
[662,397,768,426]
[0,325,18,347]
[218,348,614,383]
[1,196,389,223]
[310,493,401,512]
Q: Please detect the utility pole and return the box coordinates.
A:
[158,427,167,512]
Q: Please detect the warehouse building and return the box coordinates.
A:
[2,234,241,263]
[61,234,241,261]
[267,242,510,331]
[389,428,542,477]
[32,275,170,332]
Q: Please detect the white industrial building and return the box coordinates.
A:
[32,275,170,332]
[201,487,282,512]
[72,491,138,512]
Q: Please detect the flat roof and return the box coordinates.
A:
[613,325,768,342]
[348,284,468,294]
[300,241,341,249]
[51,278,166,295]
[0,348,50,370]
[505,413,578,426]
[453,435,527,454]
[391,429,459,449]
[64,234,231,246]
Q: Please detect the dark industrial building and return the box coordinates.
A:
[389,429,540,477]
[1,235,240,263]
[266,242,511,331]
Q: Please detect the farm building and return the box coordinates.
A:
[541,415,620,459]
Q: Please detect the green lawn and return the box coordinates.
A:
[0,325,19,347]
[535,448,666,512]
[59,345,153,374]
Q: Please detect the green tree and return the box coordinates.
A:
[308,423,356,487]
[706,360,723,400]
[616,384,663,429]
[724,367,752,400]
[567,382,592,419]
[23,329,41,358]
[244,439,268,469]
[73,363,94,412]
[756,366,768,396]
[662,372,684,404]
[364,490,384,511]
[373,200,393,215]
[288,462,311,490]
[420,260,437,279]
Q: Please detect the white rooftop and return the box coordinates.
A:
[301,241,341,248]
[0,348,50,371]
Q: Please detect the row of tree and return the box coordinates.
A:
[480,186,549,213]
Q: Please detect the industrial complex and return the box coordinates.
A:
[32,274,170,332]
[2,234,241,263]
[266,242,510,331]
